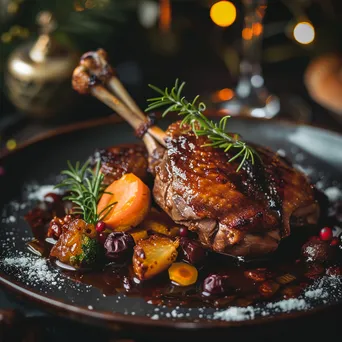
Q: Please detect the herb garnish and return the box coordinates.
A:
[146,79,259,171]
[55,160,115,224]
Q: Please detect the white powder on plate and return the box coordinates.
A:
[27,185,63,201]
[304,288,328,299]
[324,187,342,202]
[212,275,341,322]
[265,298,308,312]
[0,254,63,287]
[214,306,255,321]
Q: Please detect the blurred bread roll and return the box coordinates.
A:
[305,53,342,114]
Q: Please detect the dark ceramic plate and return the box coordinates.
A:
[0,117,342,340]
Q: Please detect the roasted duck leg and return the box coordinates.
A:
[72,49,319,258]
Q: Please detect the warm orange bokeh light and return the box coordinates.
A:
[160,0,171,32]
[242,28,253,40]
[210,1,237,28]
[252,22,263,36]
[293,22,315,45]
[212,88,234,102]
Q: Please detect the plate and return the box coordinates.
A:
[0,116,342,340]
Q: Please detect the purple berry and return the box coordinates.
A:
[104,232,135,262]
[179,227,188,237]
[202,274,231,295]
[179,237,207,265]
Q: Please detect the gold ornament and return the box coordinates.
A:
[5,11,80,118]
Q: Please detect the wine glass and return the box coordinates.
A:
[212,0,310,122]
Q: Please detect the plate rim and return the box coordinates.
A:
[1,271,342,330]
[1,114,342,161]
[1,115,342,330]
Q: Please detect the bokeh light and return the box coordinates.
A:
[242,28,252,40]
[6,139,17,151]
[210,1,237,28]
[212,88,234,102]
[293,22,315,45]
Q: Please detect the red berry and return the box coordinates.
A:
[96,221,106,232]
[330,237,340,247]
[319,227,333,241]
[0,166,5,176]
[179,227,188,237]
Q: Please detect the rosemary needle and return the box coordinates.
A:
[55,160,116,224]
[146,79,259,171]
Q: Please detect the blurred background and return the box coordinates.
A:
[1,0,342,154]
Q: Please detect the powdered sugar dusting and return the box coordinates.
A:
[0,253,64,289]
[27,185,63,201]
[324,187,342,202]
[212,276,342,322]
[214,306,255,321]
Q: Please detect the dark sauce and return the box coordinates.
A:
[24,190,342,309]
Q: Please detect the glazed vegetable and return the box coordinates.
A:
[130,226,149,243]
[139,209,180,237]
[97,173,151,231]
[50,219,102,268]
[168,262,198,286]
[70,234,101,266]
[133,235,179,280]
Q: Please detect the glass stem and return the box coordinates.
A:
[237,0,267,98]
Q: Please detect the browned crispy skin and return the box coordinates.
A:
[153,122,319,257]
[89,144,148,186]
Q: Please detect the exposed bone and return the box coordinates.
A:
[72,49,167,150]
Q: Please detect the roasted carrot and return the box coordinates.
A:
[97,173,151,231]
[168,262,198,286]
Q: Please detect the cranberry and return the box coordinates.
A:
[319,227,333,241]
[302,239,334,263]
[0,166,5,176]
[96,221,106,232]
[179,227,188,237]
[202,274,231,295]
[179,237,207,265]
[330,237,340,247]
[104,232,135,262]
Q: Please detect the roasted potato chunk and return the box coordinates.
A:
[133,235,179,280]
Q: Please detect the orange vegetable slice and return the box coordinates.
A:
[168,262,198,286]
[97,173,150,231]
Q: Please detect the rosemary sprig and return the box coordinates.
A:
[55,160,116,224]
[146,79,259,171]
